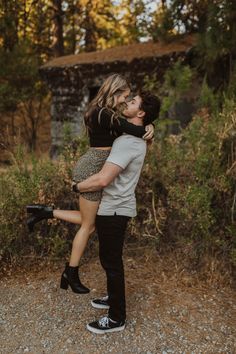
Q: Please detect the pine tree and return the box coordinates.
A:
[148,2,174,41]
[117,0,147,44]
[0,0,19,51]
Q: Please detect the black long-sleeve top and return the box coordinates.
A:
[87,106,146,147]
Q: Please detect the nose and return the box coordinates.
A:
[125,95,132,103]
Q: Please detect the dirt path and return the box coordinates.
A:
[1,254,236,354]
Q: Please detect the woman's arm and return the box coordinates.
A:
[98,108,148,138]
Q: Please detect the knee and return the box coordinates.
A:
[99,253,123,272]
[80,223,95,235]
[88,225,95,235]
[99,254,109,270]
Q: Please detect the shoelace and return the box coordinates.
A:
[99,316,110,328]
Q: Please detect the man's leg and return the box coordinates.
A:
[95,214,130,322]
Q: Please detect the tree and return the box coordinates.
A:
[196,0,236,79]
[83,0,97,51]
[79,0,123,51]
[63,0,83,54]
[169,0,208,33]
[0,43,49,151]
[150,0,236,84]
[117,0,148,44]
[148,2,174,41]
[0,0,19,51]
[51,0,64,56]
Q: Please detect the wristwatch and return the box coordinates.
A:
[72,183,80,193]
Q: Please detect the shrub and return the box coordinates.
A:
[134,95,236,267]
[0,137,88,262]
[0,96,235,273]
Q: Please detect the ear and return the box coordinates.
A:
[137,110,145,119]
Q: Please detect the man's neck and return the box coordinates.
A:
[127,117,143,126]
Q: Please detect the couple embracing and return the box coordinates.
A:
[26,74,160,334]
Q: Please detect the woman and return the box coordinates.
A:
[26,74,154,294]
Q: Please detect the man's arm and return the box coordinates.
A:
[76,162,123,192]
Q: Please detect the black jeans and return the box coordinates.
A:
[95,214,130,322]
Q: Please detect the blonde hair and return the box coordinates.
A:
[85,73,130,128]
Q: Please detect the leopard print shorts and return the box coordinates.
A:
[72,148,110,201]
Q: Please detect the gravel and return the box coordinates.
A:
[0,255,236,354]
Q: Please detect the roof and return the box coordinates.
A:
[42,35,195,69]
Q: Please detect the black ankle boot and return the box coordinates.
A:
[26,205,54,232]
[26,204,49,214]
[60,263,90,294]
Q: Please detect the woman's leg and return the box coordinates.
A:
[53,210,82,224]
[26,206,82,232]
[69,196,99,267]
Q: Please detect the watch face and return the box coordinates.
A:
[72,184,78,193]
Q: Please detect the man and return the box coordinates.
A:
[76,91,160,334]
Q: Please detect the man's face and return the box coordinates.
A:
[123,95,143,118]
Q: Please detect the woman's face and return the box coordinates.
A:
[115,89,130,106]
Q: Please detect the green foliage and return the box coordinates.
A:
[0,127,91,262]
[160,61,193,121]
[135,93,236,265]
[0,146,70,258]
[148,5,174,42]
[0,40,49,151]
[0,42,46,113]
[1,0,236,274]
[198,78,220,113]
[196,1,236,68]
[164,60,193,98]
[1,97,235,269]
[144,60,194,129]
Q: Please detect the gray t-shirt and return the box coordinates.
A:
[97,134,147,217]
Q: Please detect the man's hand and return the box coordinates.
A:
[142,124,154,140]
[75,162,123,193]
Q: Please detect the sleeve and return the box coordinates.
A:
[98,108,146,137]
[106,136,139,169]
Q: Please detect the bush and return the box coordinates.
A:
[134,95,236,267]
[0,97,235,273]
[0,137,88,262]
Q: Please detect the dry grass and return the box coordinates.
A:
[2,242,234,290]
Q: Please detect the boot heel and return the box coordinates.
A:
[60,275,69,290]
[27,219,35,233]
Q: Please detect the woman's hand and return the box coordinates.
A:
[142,124,154,140]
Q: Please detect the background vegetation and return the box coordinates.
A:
[0,1,235,280]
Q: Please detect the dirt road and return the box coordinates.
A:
[1,254,235,353]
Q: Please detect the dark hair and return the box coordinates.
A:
[139,91,161,125]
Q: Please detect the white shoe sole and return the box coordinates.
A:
[91,300,110,309]
[86,323,125,334]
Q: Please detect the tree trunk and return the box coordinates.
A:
[84,0,97,52]
[161,0,166,9]
[51,0,64,57]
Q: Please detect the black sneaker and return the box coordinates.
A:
[91,296,110,309]
[86,316,125,334]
